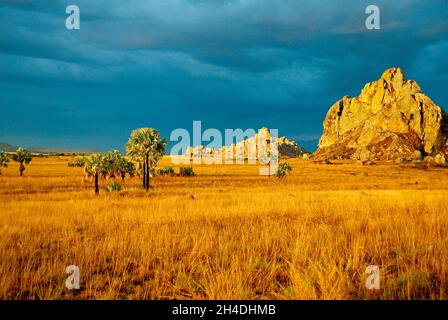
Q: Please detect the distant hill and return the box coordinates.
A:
[0,142,16,152]
[0,142,99,155]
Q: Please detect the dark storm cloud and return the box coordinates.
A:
[0,0,447,151]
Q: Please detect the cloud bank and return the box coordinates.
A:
[0,0,447,151]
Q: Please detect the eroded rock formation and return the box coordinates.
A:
[186,128,309,160]
[314,68,448,162]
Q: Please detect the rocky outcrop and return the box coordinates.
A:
[314,68,448,161]
[277,136,310,157]
[186,128,309,159]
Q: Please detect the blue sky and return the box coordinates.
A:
[0,0,447,152]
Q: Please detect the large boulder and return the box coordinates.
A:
[314,68,448,161]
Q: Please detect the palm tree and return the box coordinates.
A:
[103,150,122,179]
[103,150,135,183]
[85,154,107,195]
[12,147,32,176]
[116,157,135,183]
[0,150,9,175]
[126,128,167,192]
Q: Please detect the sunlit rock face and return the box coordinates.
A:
[185,127,310,160]
[314,68,448,161]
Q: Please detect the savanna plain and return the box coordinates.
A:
[1,156,447,300]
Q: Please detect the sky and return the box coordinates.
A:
[0,0,447,152]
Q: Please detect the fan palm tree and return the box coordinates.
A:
[0,150,9,175]
[85,154,108,195]
[103,150,122,179]
[126,128,167,192]
[116,157,135,183]
[12,147,32,176]
[103,150,135,182]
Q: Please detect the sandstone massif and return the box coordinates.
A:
[314,68,448,163]
[186,127,309,160]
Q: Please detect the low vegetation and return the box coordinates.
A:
[0,150,8,175]
[275,161,292,178]
[157,166,175,177]
[179,166,195,177]
[105,181,122,193]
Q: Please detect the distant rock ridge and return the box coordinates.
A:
[314,67,448,162]
[0,141,99,155]
[186,127,310,159]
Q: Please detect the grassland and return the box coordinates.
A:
[0,156,447,299]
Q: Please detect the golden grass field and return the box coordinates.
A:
[0,155,448,300]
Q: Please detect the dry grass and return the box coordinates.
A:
[0,156,448,299]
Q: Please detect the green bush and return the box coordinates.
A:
[68,156,87,168]
[179,167,195,177]
[105,181,122,192]
[275,162,292,178]
[157,166,175,176]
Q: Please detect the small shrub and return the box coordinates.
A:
[157,166,175,176]
[275,162,292,178]
[180,167,195,177]
[68,157,87,168]
[105,181,122,192]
